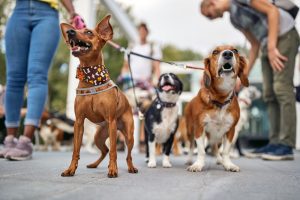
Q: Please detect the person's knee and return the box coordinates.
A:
[273,82,295,101]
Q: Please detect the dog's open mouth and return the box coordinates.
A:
[161,83,175,92]
[218,63,234,76]
[69,38,92,55]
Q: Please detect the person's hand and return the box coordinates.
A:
[70,14,86,30]
[268,47,288,72]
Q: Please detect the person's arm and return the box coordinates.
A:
[152,61,160,84]
[249,0,287,72]
[241,29,260,76]
[121,60,129,75]
[60,0,76,19]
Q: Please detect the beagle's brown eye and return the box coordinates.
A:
[212,50,219,55]
[85,30,93,35]
[232,49,238,54]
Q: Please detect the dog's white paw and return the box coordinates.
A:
[187,161,204,172]
[216,157,223,165]
[148,160,157,168]
[223,162,240,172]
[162,160,172,168]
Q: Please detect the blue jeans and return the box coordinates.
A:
[4,0,60,127]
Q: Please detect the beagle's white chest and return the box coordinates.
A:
[203,106,234,144]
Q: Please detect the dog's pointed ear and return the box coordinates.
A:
[238,56,249,87]
[60,23,75,43]
[203,58,212,88]
[96,15,113,41]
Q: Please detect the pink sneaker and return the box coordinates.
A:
[0,135,18,158]
[5,136,33,161]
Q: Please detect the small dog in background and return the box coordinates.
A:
[232,86,261,157]
[172,116,189,156]
[144,73,183,168]
[39,119,64,151]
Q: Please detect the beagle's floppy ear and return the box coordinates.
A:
[238,56,249,87]
[60,23,75,43]
[203,58,212,88]
[96,15,113,41]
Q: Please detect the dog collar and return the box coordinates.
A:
[156,98,176,109]
[210,92,235,109]
[76,64,110,86]
[76,80,117,96]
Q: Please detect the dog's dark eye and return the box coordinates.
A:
[232,49,238,54]
[212,50,219,55]
[85,30,93,35]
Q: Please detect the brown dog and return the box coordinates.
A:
[60,15,138,177]
[184,45,249,172]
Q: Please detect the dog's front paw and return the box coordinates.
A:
[162,156,172,168]
[147,159,156,168]
[61,168,76,177]
[108,163,118,178]
[223,162,240,172]
[128,166,138,173]
[187,161,204,172]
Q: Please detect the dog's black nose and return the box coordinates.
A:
[66,29,76,37]
[222,50,233,60]
[164,75,169,80]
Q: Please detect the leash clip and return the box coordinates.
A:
[138,110,144,120]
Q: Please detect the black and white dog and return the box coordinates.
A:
[144,73,183,168]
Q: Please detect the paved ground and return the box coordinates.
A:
[0,150,299,200]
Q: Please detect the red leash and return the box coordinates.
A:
[107,40,205,71]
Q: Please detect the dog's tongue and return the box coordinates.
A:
[162,85,173,91]
[72,46,80,52]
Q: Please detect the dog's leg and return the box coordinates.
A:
[172,135,181,156]
[162,133,175,168]
[147,132,156,168]
[61,118,84,176]
[222,128,240,172]
[185,133,195,165]
[87,125,109,168]
[122,112,138,174]
[187,128,205,172]
[107,119,118,178]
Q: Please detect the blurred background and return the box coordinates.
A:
[0,0,299,150]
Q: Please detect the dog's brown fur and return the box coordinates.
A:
[184,45,249,172]
[60,15,138,178]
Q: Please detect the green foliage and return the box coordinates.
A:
[48,40,70,113]
[0,52,5,84]
[163,44,203,61]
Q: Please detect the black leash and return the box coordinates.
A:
[107,40,204,119]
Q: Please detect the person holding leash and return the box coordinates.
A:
[0,0,78,160]
[200,0,299,160]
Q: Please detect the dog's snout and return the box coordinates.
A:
[164,75,169,80]
[67,29,76,37]
[222,50,233,60]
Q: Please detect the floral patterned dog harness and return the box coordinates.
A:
[76,64,110,86]
[76,64,117,96]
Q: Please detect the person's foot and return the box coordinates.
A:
[0,135,18,158]
[244,143,278,158]
[261,144,294,161]
[5,136,33,161]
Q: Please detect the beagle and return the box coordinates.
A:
[184,45,249,172]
